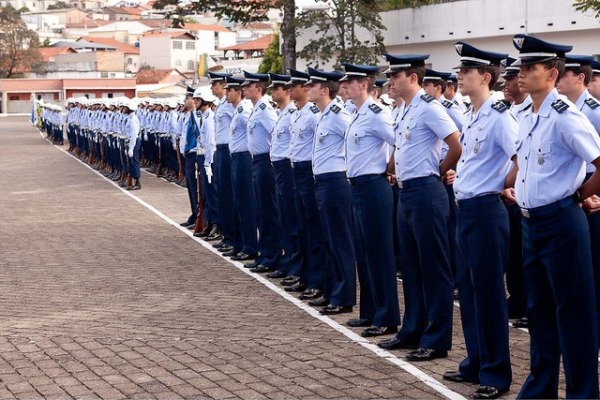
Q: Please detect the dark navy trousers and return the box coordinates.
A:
[252,153,281,267]
[445,183,458,279]
[505,203,527,319]
[215,145,237,246]
[350,173,400,327]
[231,151,257,255]
[127,138,141,179]
[395,176,453,350]
[198,154,218,224]
[272,159,303,277]
[184,152,198,224]
[518,200,599,400]
[585,173,600,341]
[315,172,356,307]
[456,194,511,391]
[293,161,329,292]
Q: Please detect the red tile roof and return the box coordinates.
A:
[104,6,143,15]
[79,36,140,54]
[39,47,77,62]
[141,30,195,40]
[66,19,110,28]
[139,19,172,29]
[135,68,185,84]
[180,23,231,33]
[221,34,272,52]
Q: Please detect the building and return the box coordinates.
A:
[78,36,141,72]
[0,78,136,113]
[102,5,144,21]
[135,68,188,97]
[139,30,198,75]
[27,49,129,79]
[296,0,600,71]
[179,23,236,57]
[85,20,154,44]
[221,34,272,61]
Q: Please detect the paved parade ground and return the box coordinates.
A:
[0,116,563,399]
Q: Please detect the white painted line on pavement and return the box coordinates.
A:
[41,132,466,400]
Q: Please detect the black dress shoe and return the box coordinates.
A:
[180,221,194,228]
[308,297,329,307]
[218,245,235,253]
[243,260,260,269]
[298,288,322,300]
[222,250,240,257]
[346,318,372,328]
[405,348,448,362]
[284,282,307,292]
[442,370,478,384]
[361,326,398,338]
[320,305,353,315]
[195,223,213,238]
[512,317,528,329]
[472,386,508,399]
[280,275,300,286]
[250,264,275,273]
[266,270,287,279]
[230,252,257,261]
[377,337,419,350]
[205,232,223,241]
[212,241,226,249]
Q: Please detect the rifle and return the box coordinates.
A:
[193,158,205,235]
[175,139,184,182]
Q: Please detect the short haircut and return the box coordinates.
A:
[401,66,426,86]
[475,65,500,90]
[434,79,447,93]
[253,82,269,95]
[446,80,458,91]
[319,81,340,100]
[565,65,592,86]
[541,59,566,83]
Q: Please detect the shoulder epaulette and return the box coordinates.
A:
[551,99,569,113]
[420,94,434,103]
[259,103,266,110]
[521,103,533,113]
[491,101,509,113]
[288,108,295,114]
[310,105,320,114]
[585,97,600,110]
[330,104,341,114]
[368,103,382,114]
[442,100,453,109]
[237,106,244,113]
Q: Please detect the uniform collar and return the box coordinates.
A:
[477,95,496,117]
[537,88,561,118]
[408,88,427,108]
[323,99,337,115]
[356,96,375,115]
[253,96,268,111]
[575,89,590,110]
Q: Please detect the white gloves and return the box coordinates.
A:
[128,148,134,158]
[204,165,212,184]
[143,133,148,141]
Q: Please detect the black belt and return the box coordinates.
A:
[520,195,577,219]
[397,175,440,189]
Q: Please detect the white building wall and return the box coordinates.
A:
[139,36,172,69]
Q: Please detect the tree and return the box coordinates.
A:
[151,0,297,70]
[138,63,155,71]
[297,0,386,68]
[0,6,42,78]
[379,0,447,10]
[573,0,600,18]
[40,38,52,47]
[258,33,283,73]
[47,1,71,10]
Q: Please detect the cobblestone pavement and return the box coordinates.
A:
[0,117,567,399]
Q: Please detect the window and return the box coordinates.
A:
[110,73,116,78]
[9,96,18,101]
[185,41,195,50]
[127,57,133,65]
[187,60,194,71]
[172,41,182,50]
[100,72,108,78]
[175,60,181,67]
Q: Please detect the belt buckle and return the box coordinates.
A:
[397,181,404,189]
[520,208,530,219]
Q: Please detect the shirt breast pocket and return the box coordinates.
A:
[317,127,335,145]
[470,129,488,157]
[248,121,255,134]
[350,130,367,146]
[403,120,417,141]
[536,143,552,171]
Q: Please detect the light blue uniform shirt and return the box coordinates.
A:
[515,88,600,209]
[290,102,320,163]
[574,90,600,174]
[344,99,357,114]
[394,89,458,181]
[229,99,252,154]
[510,96,533,123]
[270,102,296,162]
[345,96,394,178]
[454,96,518,200]
[312,100,351,175]
[247,96,277,156]
[439,96,466,161]
[215,95,234,145]
[199,108,216,165]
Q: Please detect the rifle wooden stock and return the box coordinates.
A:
[193,160,205,234]
[175,139,184,181]
[156,136,164,177]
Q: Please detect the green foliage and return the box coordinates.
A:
[139,63,155,71]
[258,33,283,74]
[151,0,278,25]
[47,1,71,10]
[41,38,52,47]
[573,0,600,18]
[0,6,41,78]
[297,0,386,68]
[378,0,448,10]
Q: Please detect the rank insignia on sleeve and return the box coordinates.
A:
[442,100,453,109]
[330,105,341,114]
[310,105,320,114]
[237,106,243,113]
[368,103,382,114]
[491,101,509,113]
[259,103,266,110]
[551,99,569,113]
[420,94,434,103]
[585,98,600,110]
